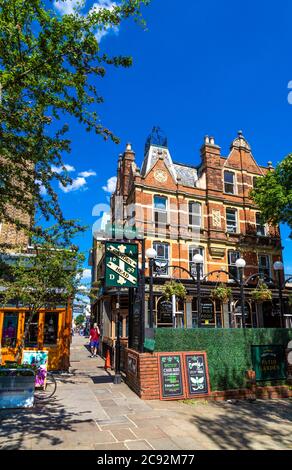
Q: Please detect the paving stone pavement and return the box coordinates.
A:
[1,336,292,450]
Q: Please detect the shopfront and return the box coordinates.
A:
[0,306,72,370]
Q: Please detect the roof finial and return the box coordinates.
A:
[267,161,274,169]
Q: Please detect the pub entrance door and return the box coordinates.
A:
[157,298,173,328]
[262,301,281,328]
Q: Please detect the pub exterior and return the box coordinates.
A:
[90,128,292,368]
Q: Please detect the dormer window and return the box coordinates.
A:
[224,171,235,194]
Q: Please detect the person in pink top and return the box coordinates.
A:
[89,323,100,358]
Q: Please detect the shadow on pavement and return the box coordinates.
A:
[0,398,94,450]
[188,398,292,450]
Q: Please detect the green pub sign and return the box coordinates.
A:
[105,242,138,288]
[251,345,287,382]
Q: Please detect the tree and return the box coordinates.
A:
[0,0,150,246]
[0,243,84,361]
[75,314,85,326]
[250,155,292,236]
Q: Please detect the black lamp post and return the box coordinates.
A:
[192,253,204,328]
[113,288,122,384]
[273,261,284,328]
[146,248,157,329]
[235,257,246,329]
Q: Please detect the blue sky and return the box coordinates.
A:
[50,0,292,279]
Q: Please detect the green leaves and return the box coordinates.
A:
[250,154,292,236]
[161,280,187,300]
[0,243,84,310]
[0,0,150,246]
[251,281,272,302]
[210,284,232,302]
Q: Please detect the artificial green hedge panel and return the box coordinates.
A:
[154,328,292,391]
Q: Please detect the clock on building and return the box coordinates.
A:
[154,169,167,183]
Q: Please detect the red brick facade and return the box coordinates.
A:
[92,130,292,376]
[104,130,290,329]
[125,348,292,401]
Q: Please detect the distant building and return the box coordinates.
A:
[0,196,72,370]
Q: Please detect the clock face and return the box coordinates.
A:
[154,169,167,183]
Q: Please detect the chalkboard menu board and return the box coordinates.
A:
[183,352,210,398]
[201,303,214,321]
[158,301,173,324]
[158,353,185,400]
[131,300,141,351]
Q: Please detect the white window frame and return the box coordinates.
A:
[226,208,238,233]
[188,201,201,228]
[224,170,236,195]
[228,250,240,280]
[153,195,168,226]
[258,254,271,279]
[255,212,267,236]
[153,241,170,276]
[189,246,204,279]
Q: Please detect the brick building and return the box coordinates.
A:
[91,129,292,358]
[0,209,31,251]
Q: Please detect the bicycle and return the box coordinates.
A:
[4,360,57,401]
[34,370,57,401]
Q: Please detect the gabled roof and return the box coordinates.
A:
[140,144,198,187]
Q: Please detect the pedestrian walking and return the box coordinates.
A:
[89,323,100,358]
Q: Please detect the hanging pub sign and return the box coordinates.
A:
[158,353,185,400]
[105,242,138,288]
[251,345,287,381]
[183,352,210,398]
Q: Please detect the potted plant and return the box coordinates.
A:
[251,281,272,302]
[0,363,36,409]
[210,284,232,303]
[161,280,187,300]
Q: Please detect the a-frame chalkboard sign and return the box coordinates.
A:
[182,352,210,398]
[158,352,186,400]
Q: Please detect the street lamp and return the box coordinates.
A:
[146,248,157,328]
[273,261,284,328]
[236,257,246,328]
[193,253,204,328]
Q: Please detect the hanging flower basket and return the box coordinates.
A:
[161,280,187,301]
[251,281,272,302]
[210,284,232,303]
